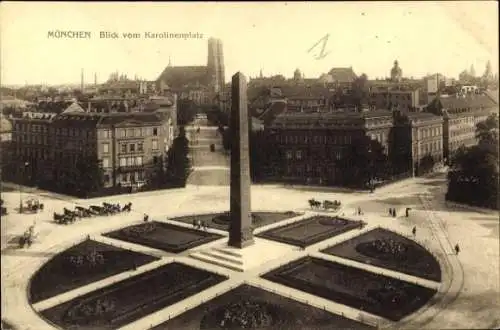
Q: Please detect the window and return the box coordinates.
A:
[121,144,127,153]
[136,156,143,165]
[130,144,135,152]
[138,142,143,152]
[153,156,159,163]
[135,128,141,137]
[286,151,293,160]
[120,157,127,167]
[142,128,148,136]
[121,173,128,182]
[296,150,303,160]
[102,157,110,168]
[153,128,158,136]
[120,129,126,138]
[152,140,158,150]
[104,175,110,184]
[127,157,134,166]
[127,129,134,137]
[103,143,109,153]
[102,130,110,139]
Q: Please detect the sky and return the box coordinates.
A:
[1,1,498,86]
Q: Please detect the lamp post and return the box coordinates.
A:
[19,161,29,213]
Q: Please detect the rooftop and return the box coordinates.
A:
[156,66,209,88]
[272,109,393,127]
[437,94,497,110]
[327,67,357,83]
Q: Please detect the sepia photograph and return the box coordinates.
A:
[0,2,499,329]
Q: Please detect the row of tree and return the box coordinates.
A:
[446,113,499,209]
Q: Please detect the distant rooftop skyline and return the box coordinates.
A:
[1,1,498,86]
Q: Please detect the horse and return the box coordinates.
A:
[308,199,321,209]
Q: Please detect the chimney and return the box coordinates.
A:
[81,68,84,90]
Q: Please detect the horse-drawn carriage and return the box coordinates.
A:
[308,198,342,211]
[20,198,44,214]
[19,224,37,248]
[54,202,133,225]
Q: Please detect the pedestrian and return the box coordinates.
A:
[393,209,397,217]
[455,243,460,255]
[358,207,362,215]
[412,226,416,237]
[405,207,410,217]
[389,208,393,217]
[143,213,149,222]
[192,219,196,228]
[87,234,90,240]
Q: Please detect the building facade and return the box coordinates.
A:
[369,87,420,111]
[10,111,175,191]
[427,94,497,162]
[156,37,226,99]
[393,111,444,176]
[267,110,393,185]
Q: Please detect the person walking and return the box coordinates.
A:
[455,243,460,255]
[412,226,416,237]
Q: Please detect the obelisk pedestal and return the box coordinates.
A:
[228,72,254,248]
[190,72,294,271]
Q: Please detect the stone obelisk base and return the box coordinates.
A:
[190,238,293,272]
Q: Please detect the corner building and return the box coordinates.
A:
[11,111,175,190]
[267,110,393,185]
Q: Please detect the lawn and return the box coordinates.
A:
[103,221,224,253]
[321,228,442,282]
[262,256,437,322]
[256,215,364,248]
[29,239,159,303]
[153,284,374,330]
[40,262,228,330]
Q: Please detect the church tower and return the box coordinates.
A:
[207,38,226,94]
[390,60,403,82]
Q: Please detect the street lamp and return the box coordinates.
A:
[19,161,29,213]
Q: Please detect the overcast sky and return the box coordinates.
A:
[1,1,498,85]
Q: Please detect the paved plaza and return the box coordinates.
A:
[1,119,499,330]
[1,169,499,329]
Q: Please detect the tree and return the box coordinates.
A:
[446,114,499,209]
[147,155,167,189]
[351,73,369,109]
[476,113,499,151]
[177,99,197,126]
[165,127,192,187]
[69,155,104,197]
[417,154,435,176]
[469,64,476,78]
[482,60,492,80]
[458,70,471,83]
[339,135,389,187]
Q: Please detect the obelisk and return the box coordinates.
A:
[228,72,254,248]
